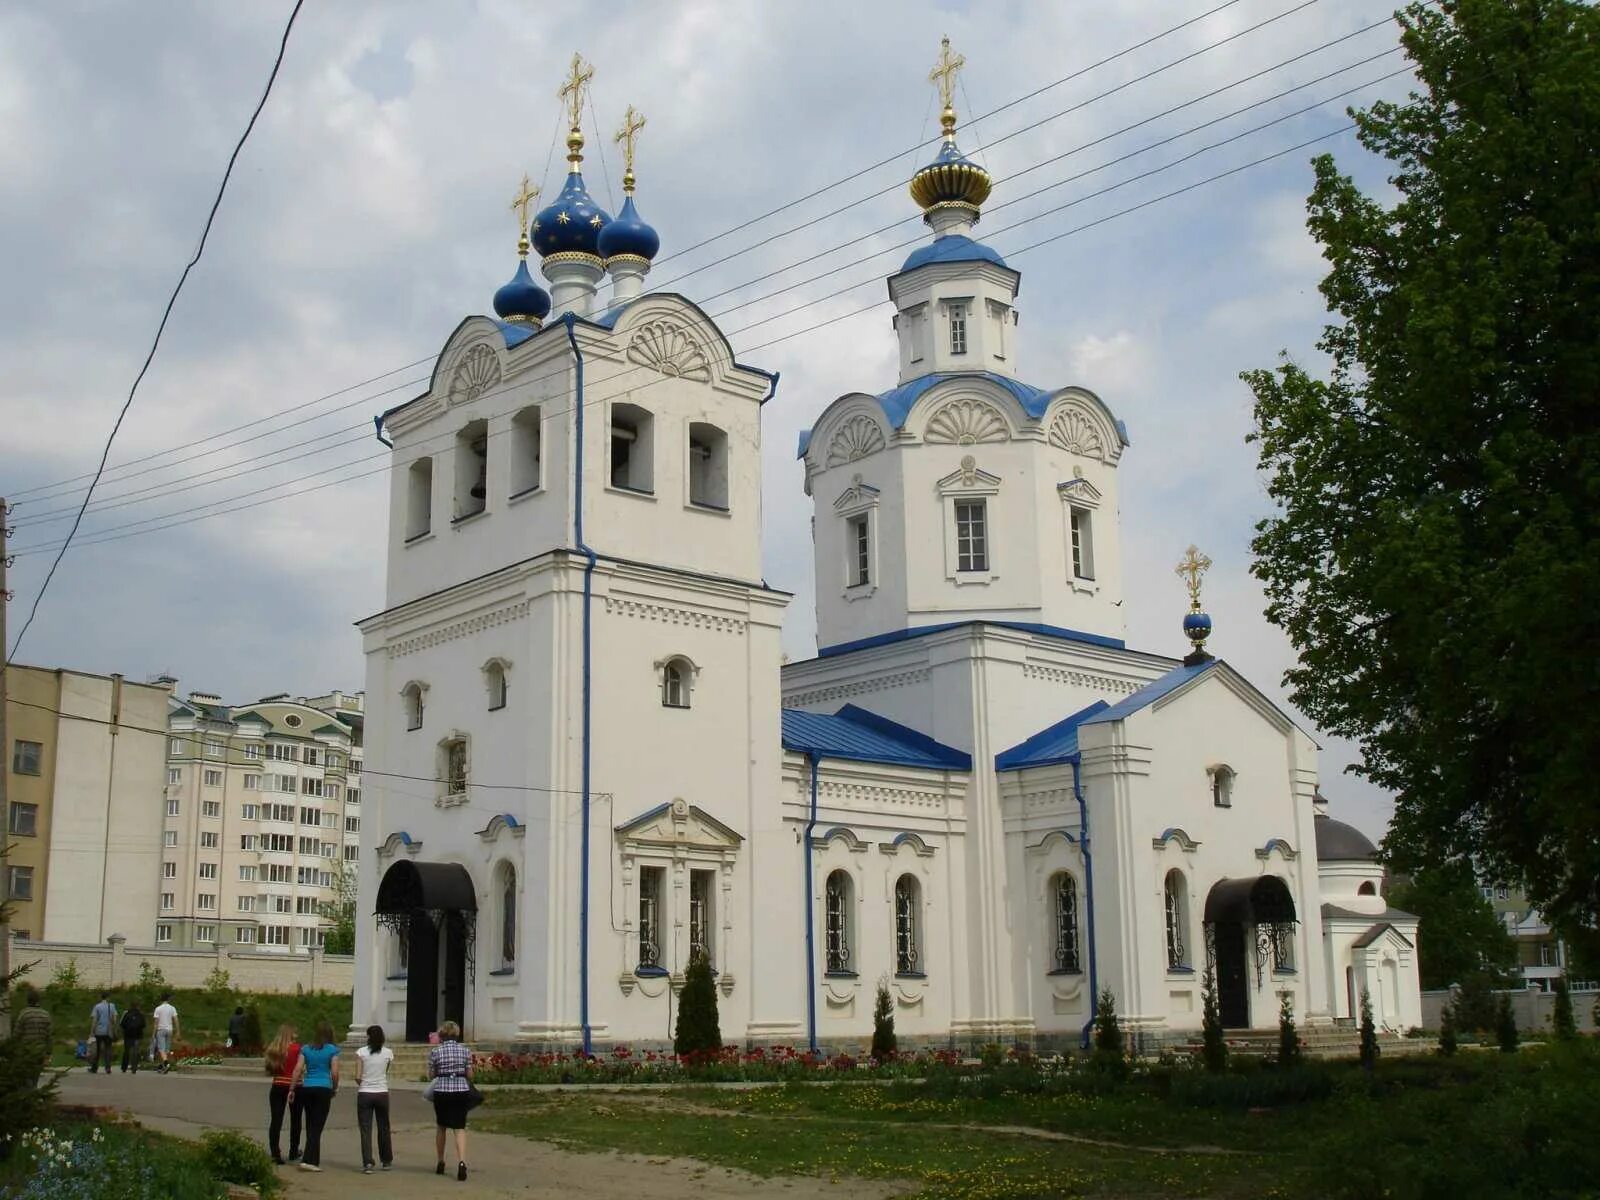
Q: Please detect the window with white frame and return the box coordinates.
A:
[269,896,292,914]
[265,864,292,883]
[198,862,217,880]
[661,659,692,709]
[1164,870,1189,970]
[240,835,256,851]
[275,775,296,794]
[205,740,223,757]
[196,894,216,912]
[346,789,360,806]
[260,924,288,946]
[7,802,36,837]
[303,748,319,767]
[986,299,1009,360]
[196,924,216,942]
[163,830,178,848]
[894,874,923,976]
[343,844,359,863]
[485,661,508,711]
[325,784,340,802]
[202,800,221,818]
[243,774,260,791]
[825,869,854,974]
[947,301,968,355]
[1210,765,1235,808]
[239,866,257,882]
[267,744,297,762]
[167,769,180,787]
[1069,506,1095,579]
[299,837,321,856]
[1051,872,1081,973]
[690,869,716,967]
[156,924,172,943]
[264,834,292,853]
[403,683,425,732]
[200,832,219,849]
[235,927,256,944]
[345,815,360,833]
[638,865,664,969]
[169,738,184,756]
[955,499,989,572]
[162,862,176,880]
[5,865,32,901]
[243,744,262,760]
[848,514,871,587]
[242,803,259,819]
[160,892,173,912]
[264,803,293,822]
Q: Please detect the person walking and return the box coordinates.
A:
[119,1002,146,1073]
[264,1024,304,1164]
[86,991,118,1074]
[152,992,180,1074]
[288,1019,339,1172]
[13,989,54,1090]
[227,1006,248,1054]
[427,1020,474,1182]
[354,1024,394,1174]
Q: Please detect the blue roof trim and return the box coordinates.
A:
[995,701,1110,771]
[818,620,1126,659]
[1080,660,1219,726]
[898,234,1012,274]
[781,703,970,770]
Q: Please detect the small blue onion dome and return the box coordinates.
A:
[597,194,659,264]
[493,258,551,325]
[531,169,612,260]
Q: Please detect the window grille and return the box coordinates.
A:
[825,870,852,973]
[690,869,714,966]
[1053,873,1080,973]
[638,867,662,968]
[895,875,921,974]
[1164,872,1187,969]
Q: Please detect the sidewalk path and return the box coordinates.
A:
[56,1068,905,1199]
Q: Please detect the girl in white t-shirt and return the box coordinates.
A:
[354,1025,395,1173]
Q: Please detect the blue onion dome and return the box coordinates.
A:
[1182,610,1213,647]
[493,257,551,326]
[598,194,659,265]
[531,128,612,261]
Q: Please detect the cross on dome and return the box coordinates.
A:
[615,104,647,193]
[1176,545,1212,612]
[510,173,539,257]
[929,34,966,137]
[558,52,594,132]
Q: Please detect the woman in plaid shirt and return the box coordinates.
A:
[427,1021,474,1180]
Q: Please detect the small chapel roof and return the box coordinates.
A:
[1322,902,1418,925]
[995,700,1110,771]
[1314,812,1381,862]
[781,703,970,770]
[899,233,1010,273]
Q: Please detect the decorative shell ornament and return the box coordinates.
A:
[448,344,502,407]
[1048,408,1106,461]
[826,414,887,466]
[626,320,711,382]
[924,399,1009,445]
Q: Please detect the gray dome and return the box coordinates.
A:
[1314,812,1378,861]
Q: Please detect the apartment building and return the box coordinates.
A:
[163,687,363,953]
[3,665,168,942]
[1483,882,1578,990]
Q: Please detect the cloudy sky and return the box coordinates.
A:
[0,0,1417,840]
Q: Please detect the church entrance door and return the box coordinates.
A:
[1203,875,1298,1030]
[1212,920,1249,1029]
[376,860,478,1043]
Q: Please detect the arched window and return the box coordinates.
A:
[497,863,517,970]
[610,403,654,492]
[484,661,508,711]
[441,737,468,798]
[894,874,922,976]
[510,406,541,497]
[661,658,692,709]
[402,682,425,731]
[1210,765,1235,808]
[1050,872,1080,974]
[825,869,854,975]
[688,421,729,509]
[1357,881,1377,896]
[455,419,488,519]
[406,457,433,541]
[1164,869,1189,969]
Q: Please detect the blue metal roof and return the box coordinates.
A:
[899,234,1011,273]
[1080,659,1218,726]
[781,704,970,770]
[995,701,1110,771]
[817,619,1126,659]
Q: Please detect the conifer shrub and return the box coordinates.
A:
[673,951,722,1060]
[1551,975,1577,1041]
[1201,963,1228,1073]
[241,1005,264,1054]
[1358,989,1379,1070]
[1496,993,1519,1053]
[1438,1002,1458,1056]
[1091,988,1127,1078]
[1277,992,1301,1067]
[870,980,897,1061]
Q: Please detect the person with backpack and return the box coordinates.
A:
[354,1024,395,1174]
[119,1001,147,1073]
[86,991,118,1074]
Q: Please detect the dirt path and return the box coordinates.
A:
[56,1070,909,1199]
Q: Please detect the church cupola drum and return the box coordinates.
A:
[534,53,612,316]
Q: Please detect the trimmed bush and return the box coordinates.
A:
[673,951,721,1059]
[1496,994,1519,1053]
[1091,988,1127,1079]
[1201,964,1228,1073]
[1359,990,1379,1070]
[1172,1062,1333,1108]
[199,1128,279,1196]
[870,980,896,1060]
[1438,1003,1458,1056]
[1551,976,1577,1041]
[1277,992,1301,1067]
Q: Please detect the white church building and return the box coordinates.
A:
[352,50,1421,1053]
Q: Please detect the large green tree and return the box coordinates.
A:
[1387,865,1516,989]
[1244,0,1600,959]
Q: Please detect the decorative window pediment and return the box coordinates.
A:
[477,813,527,842]
[614,797,743,852]
[1056,472,1102,508]
[832,474,881,513]
[935,456,1001,495]
[377,831,422,859]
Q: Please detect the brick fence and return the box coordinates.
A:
[7,933,352,995]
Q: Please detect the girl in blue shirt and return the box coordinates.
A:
[288,1020,340,1171]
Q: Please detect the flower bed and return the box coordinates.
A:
[475,1043,982,1085]
[0,1123,254,1200]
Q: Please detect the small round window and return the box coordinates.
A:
[285,714,303,728]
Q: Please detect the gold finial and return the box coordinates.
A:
[1175,545,1213,612]
[614,105,646,194]
[558,52,595,166]
[510,172,539,257]
[929,34,966,140]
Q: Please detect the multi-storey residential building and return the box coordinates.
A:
[1483,883,1577,990]
[3,665,168,942]
[163,687,363,953]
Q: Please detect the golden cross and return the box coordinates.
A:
[929,35,965,111]
[510,172,539,237]
[614,105,647,177]
[1175,545,1213,611]
[558,52,594,132]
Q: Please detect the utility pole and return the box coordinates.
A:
[1,496,13,1035]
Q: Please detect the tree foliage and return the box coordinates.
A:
[1387,865,1516,989]
[1359,990,1380,1070]
[673,951,721,1059]
[1496,994,1520,1052]
[1277,993,1302,1067]
[870,980,897,1061]
[1242,0,1600,960]
[1550,974,1577,1040]
[1091,988,1127,1078]
[1201,964,1228,1073]
[318,865,358,956]
[1438,1002,1458,1055]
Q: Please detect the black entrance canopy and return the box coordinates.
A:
[375,860,478,915]
[1204,875,1296,925]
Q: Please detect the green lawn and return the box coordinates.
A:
[480,1044,1600,1199]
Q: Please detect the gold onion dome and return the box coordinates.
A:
[910,37,991,217]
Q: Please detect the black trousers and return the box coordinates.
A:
[89,1035,114,1072]
[299,1086,333,1167]
[121,1037,143,1072]
[356,1092,393,1167]
[268,1083,304,1159]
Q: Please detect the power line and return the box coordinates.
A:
[6,0,307,661]
[12,41,1410,535]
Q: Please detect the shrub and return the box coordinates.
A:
[870,980,896,1061]
[1201,963,1227,1073]
[135,961,169,992]
[1277,992,1301,1067]
[1496,994,1519,1053]
[673,951,721,1059]
[1171,1062,1333,1108]
[978,1042,1005,1070]
[1091,988,1127,1079]
[1438,1003,1458,1056]
[199,1128,279,1195]
[48,959,82,991]
[1551,976,1577,1041]
[201,966,232,996]
[1359,989,1379,1070]
[0,968,58,1154]
[241,1005,264,1054]
[1453,972,1499,1032]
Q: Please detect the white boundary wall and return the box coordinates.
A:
[1421,985,1599,1033]
[7,934,352,995]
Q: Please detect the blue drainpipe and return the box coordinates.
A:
[1073,757,1100,1050]
[803,753,821,1053]
[564,313,596,1056]
[373,414,393,448]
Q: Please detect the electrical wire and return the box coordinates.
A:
[6,0,307,660]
